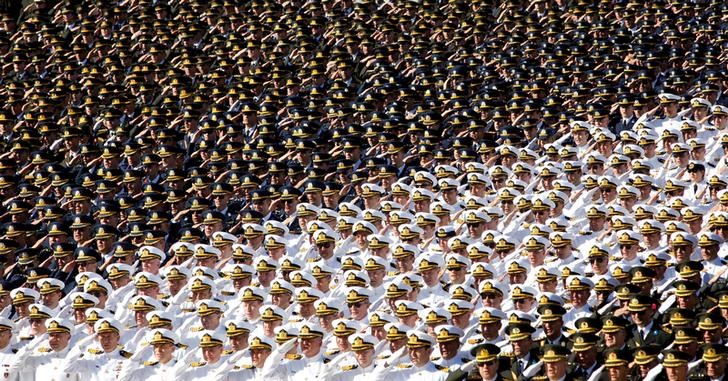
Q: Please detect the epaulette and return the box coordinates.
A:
[386,271,399,276]
[578,231,592,236]
[377,354,391,360]
[501,351,514,358]
[223,349,235,355]
[143,361,158,366]
[181,308,195,313]
[88,348,104,355]
[662,325,673,334]
[341,364,358,371]
[221,291,235,296]
[37,347,52,353]
[190,361,206,367]
[289,316,304,322]
[396,363,413,369]
[434,364,449,372]
[177,344,189,350]
[119,350,133,358]
[430,356,441,361]
[241,364,255,369]
[467,338,484,345]
[158,294,169,299]
[18,336,33,341]
[190,326,204,332]
[325,350,340,356]
[306,257,321,263]
[285,353,303,360]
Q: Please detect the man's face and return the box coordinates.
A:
[511,337,531,357]
[354,348,374,368]
[630,308,652,325]
[201,312,221,330]
[545,361,567,380]
[348,300,370,320]
[230,334,249,351]
[48,332,71,351]
[438,340,460,360]
[300,337,323,358]
[153,342,175,363]
[250,348,271,368]
[665,365,687,381]
[604,330,626,348]
[570,289,589,307]
[543,320,563,338]
[408,346,432,367]
[707,359,727,379]
[98,331,120,352]
[607,365,628,381]
[202,345,224,363]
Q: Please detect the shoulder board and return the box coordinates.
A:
[325,350,340,356]
[158,294,169,299]
[221,291,235,296]
[181,308,195,313]
[289,316,304,322]
[119,350,133,358]
[285,353,303,360]
[88,348,104,355]
[578,231,592,236]
[37,347,52,353]
[176,344,189,350]
[430,356,441,361]
[435,364,449,372]
[306,257,321,263]
[396,363,413,369]
[662,326,672,334]
[501,351,514,358]
[241,364,255,369]
[223,349,235,355]
[190,361,206,367]
[19,336,33,341]
[190,326,204,332]
[143,361,159,366]
[341,364,359,371]
[377,354,391,360]
[467,338,484,345]
[386,271,399,276]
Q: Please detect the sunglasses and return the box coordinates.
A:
[479,360,496,367]
[589,257,605,263]
[347,302,364,308]
[620,244,634,250]
[317,243,332,248]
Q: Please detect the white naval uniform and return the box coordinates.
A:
[384,362,448,381]
[10,344,78,381]
[117,358,181,381]
[61,347,132,381]
[0,344,17,381]
[176,359,225,381]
